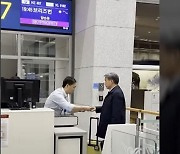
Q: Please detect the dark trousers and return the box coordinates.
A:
[100,140,104,150]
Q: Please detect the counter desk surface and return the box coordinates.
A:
[1,107,53,113]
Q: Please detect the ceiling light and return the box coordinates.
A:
[140,38,147,41]
[156,17,160,21]
[148,31,151,34]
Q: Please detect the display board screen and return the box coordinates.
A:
[1,0,72,34]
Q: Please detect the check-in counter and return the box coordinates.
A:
[54,115,87,154]
[54,115,78,127]
[1,109,87,154]
[1,108,54,154]
[54,127,87,154]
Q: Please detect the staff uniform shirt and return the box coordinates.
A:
[44,88,75,116]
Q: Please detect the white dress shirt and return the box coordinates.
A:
[109,85,117,92]
[44,88,75,116]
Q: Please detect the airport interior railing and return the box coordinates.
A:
[114,107,160,154]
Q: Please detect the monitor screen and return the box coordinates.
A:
[1,78,40,110]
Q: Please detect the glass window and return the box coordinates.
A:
[1,59,18,78]
[21,35,69,58]
[134,3,159,64]
[133,70,159,90]
[1,33,18,55]
[22,59,55,100]
[55,61,70,89]
[1,31,72,106]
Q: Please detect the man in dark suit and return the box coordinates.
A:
[92,72,126,149]
[160,31,180,154]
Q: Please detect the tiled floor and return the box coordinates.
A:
[87,146,101,154]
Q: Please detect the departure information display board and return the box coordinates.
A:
[20,0,70,29]
[1,0,72,34]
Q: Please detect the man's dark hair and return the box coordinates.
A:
[132,72,140,88]
[104,72,119,84]
[62,76,76,88]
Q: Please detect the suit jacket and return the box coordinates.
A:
[96,85,126,139]
[160,79,180,154]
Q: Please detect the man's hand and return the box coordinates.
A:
[90,106,96,112]
[72,105,96,113]
[81,106,95,112]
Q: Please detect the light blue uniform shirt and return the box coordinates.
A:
[44,88,75,116]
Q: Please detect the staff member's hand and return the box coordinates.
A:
[79,106,94,112]
[90,106,96,112]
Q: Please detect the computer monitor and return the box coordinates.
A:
[1,78,40,110]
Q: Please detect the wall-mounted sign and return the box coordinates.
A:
[1,0,72,34]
